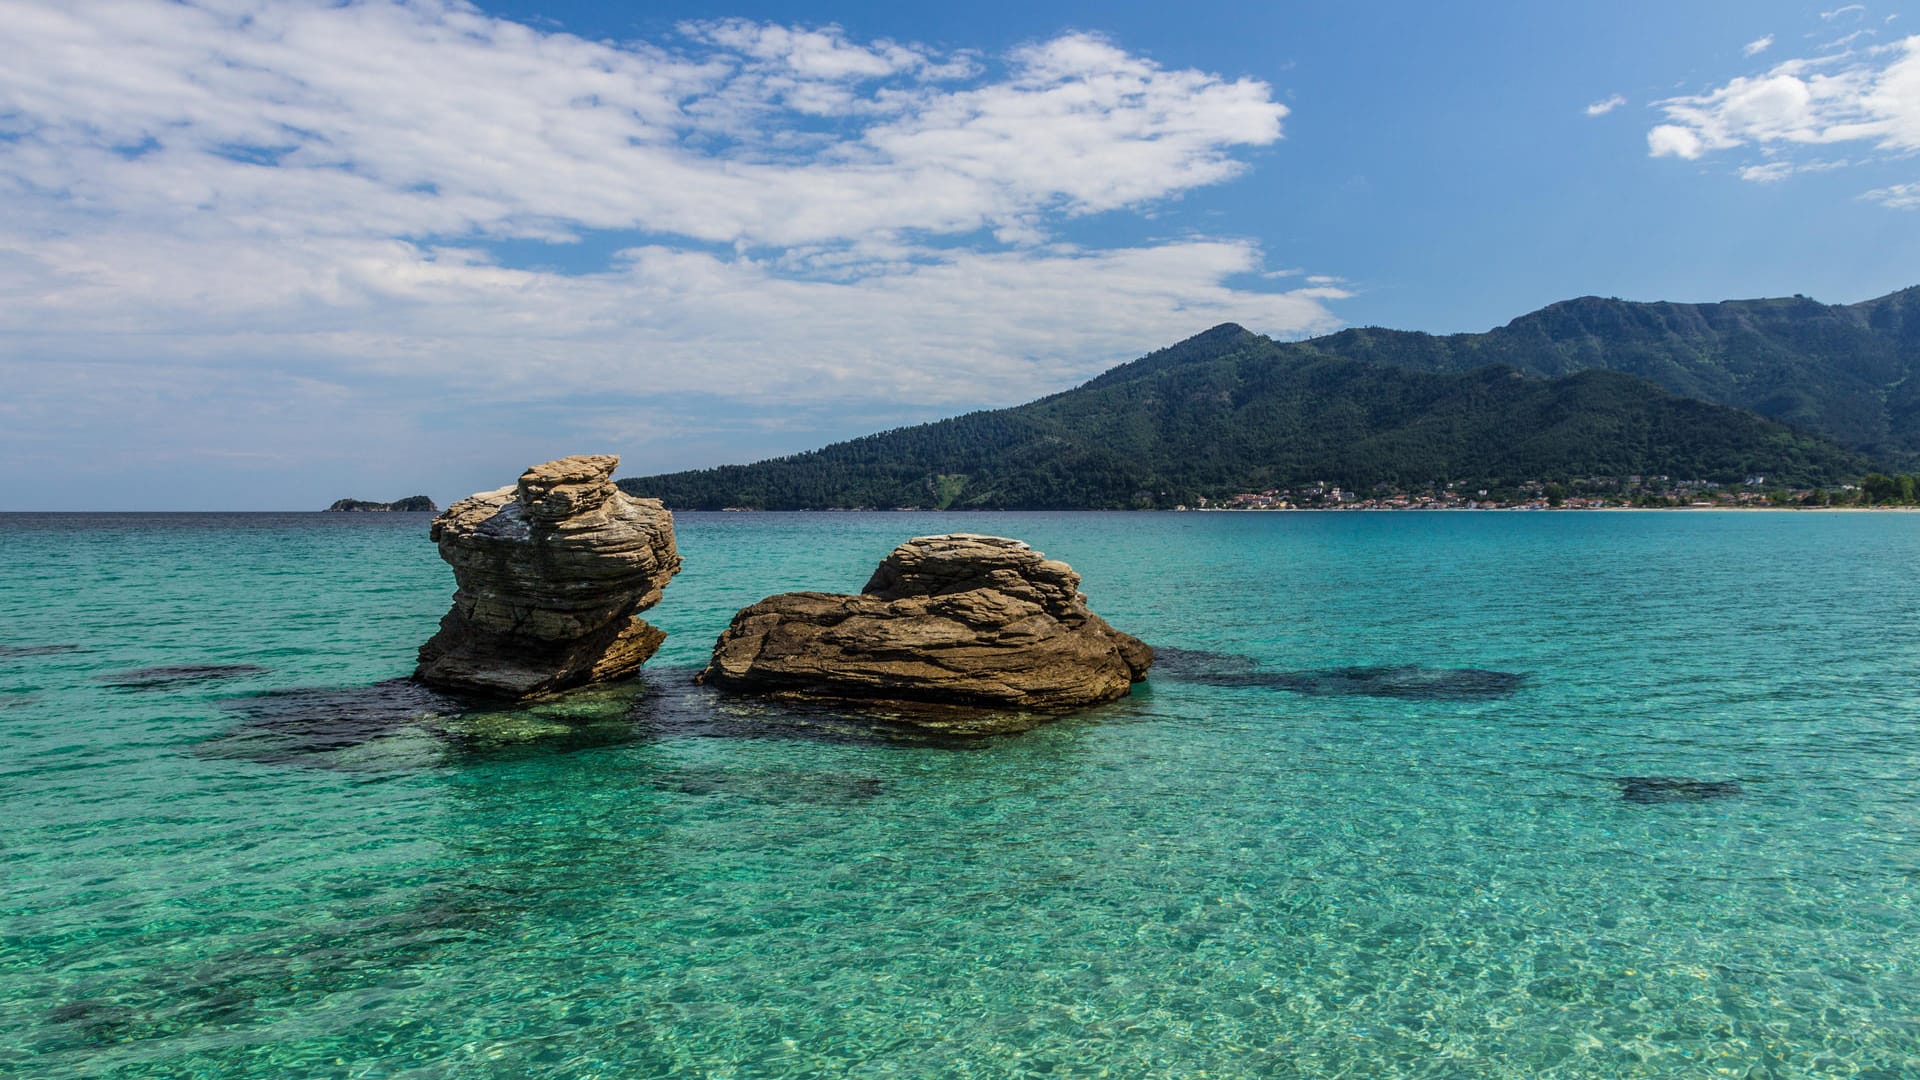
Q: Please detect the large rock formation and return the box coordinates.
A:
[415,455,681,697]
[700,534,1152,714]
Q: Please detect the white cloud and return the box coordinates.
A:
[0,230,1341,402]
[1647,124,1706,158]
[1860,180,1920,206]
[0,3,1291,248]
[1586,94,1627,116]
[1745,35,1775,57]
[1646,34,1920,177]
[1822,4,1866,20]
[0,1,1334,502]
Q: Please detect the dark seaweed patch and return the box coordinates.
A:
[99,664,267,689]
[1161,661,1527,700]
[1615,776,1744,804]
[1271,665,1528,699]
[0,643,83,658]
[202,677,658,770]
[658,764,887,804]
[1147,646,1264,677]
[38,896,493,1052]
[199,679,460,766]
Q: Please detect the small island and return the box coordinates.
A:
[324,496,438,513]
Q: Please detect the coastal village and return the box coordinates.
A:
[1183,477,1876,511]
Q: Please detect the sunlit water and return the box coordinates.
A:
[3,510,1918,1078]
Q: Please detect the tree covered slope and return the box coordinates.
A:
[620,324,1868,510]
[1293,286,1920,466]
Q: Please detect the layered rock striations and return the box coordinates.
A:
[700,534,1152,713]
[415,456,681,697]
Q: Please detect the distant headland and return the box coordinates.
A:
[324,496,437,513]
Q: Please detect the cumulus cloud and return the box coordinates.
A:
[1645,32,1920,183]
[1586,94,1627,116]
[0,1,1334,504]
[1745,35,1775,57]
[1647,124,1706,158]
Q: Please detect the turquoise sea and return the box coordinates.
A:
[3,510,1919,1078]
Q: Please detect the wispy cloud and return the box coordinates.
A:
[1736,157,1853,182]
[1740,161,1796,182]
[1586,94,1627,116]
[1744,35,1775,57]
[1822,4,1867,20]
[1860,181,1920,206]
[0,1,1341,502]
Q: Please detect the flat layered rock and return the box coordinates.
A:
[415,455,681,697]
[700,534,1152,716]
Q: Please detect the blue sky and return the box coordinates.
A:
[2,0,1917,509]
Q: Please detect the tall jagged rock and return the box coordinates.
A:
[415,455,681,697]
[700,534,1152,716]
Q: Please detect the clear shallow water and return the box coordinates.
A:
[2,510,1918,1078]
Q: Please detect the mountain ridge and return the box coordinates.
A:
[617,292,1885,510]
[1277,285,1920,464]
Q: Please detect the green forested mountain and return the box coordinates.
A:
[1289,286,1920,465]
[620,323,1868,510]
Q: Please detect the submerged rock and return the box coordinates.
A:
[415,455,682,698]
[1614,776,1744,804]
[700,533,1152,716]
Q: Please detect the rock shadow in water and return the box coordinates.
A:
[99,664,268,689]
[1614,776,1744,804]
[1152,647,1528,701]
[0,643,83,659]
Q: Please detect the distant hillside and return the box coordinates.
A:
[325,496,437,513]
[619,326,1867,511]
[1293,286,1920,466]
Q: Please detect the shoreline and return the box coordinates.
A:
[5,505,1920,515]
[1176,505,1920,513]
